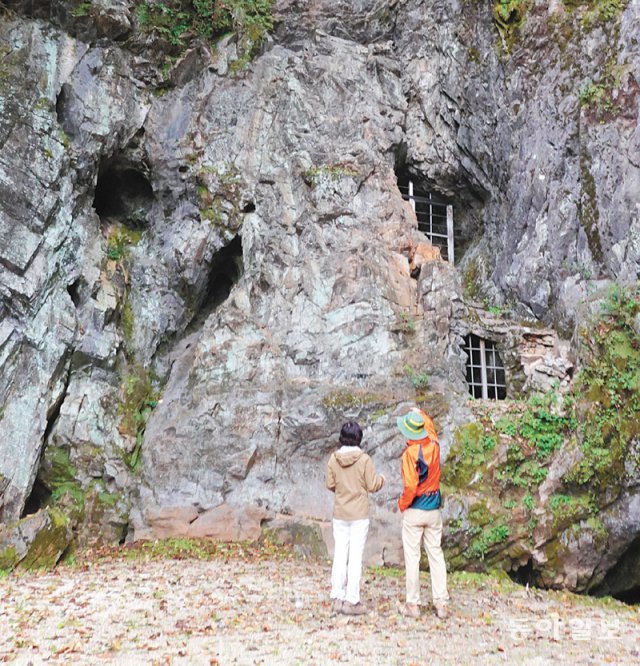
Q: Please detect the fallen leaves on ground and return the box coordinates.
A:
[0,542,638,664]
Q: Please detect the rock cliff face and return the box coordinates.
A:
[0,0,639,596]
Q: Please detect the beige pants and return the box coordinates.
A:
[402,508,449,605]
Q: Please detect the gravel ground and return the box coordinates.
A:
[1,544,639,665]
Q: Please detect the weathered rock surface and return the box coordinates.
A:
[0,0,639,597]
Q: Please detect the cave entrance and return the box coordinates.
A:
[205,235,243,311]
[93,159,153,228]
[397,172,455,264]
[508,558,538,587]
[463,333,507,400]
[20,478,52,518]
[187,235,244,331]
[592,535,640,604]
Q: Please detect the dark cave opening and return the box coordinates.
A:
[463,333,507,400]
[394,148,488,265]
[21,478,52,518]
[611,587,640,605]
[188,235,244,330]
[67,278,84,307]
[204,235,244,311]
[55,83,74,137]
[592,535,640,605]
[93,160,153,226]
[508,558,538,587]
[395,166,454,263]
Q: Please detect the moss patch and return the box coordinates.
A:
[0,545,20,572]
[578,143,602,263]
[118,364,161,470]
[21,508,72,570]
[566,284,640,488]
[39,447,85,521]
[135,0,273,69]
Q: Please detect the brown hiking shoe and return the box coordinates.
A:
[399,603,420,619]
[331,599,343,614]
[341,601,368,615]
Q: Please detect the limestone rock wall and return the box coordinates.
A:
[0,0,639,594]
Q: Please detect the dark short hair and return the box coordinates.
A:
[339,421,363,447]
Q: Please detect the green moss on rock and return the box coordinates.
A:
[446,422,494,487]
[0,545,20,572]
[21,508,72,570]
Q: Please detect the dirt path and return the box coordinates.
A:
[1,544,638,665]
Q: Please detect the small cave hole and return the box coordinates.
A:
[204,235,244,312]
[508,558,538,587]
[243,202,256,213]
[93,161,153,228]
[21,478,52,518]
[67,278,83,307]
[188,235,244,331]
[118,524,129,546]
[463,333,507,400]
[55,84,75,138]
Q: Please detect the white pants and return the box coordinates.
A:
[330,518,370,604]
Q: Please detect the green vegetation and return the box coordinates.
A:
[321,390,381,411]
[135,0,273,64]
[40,448,85,521]
[71,1,92,17]
[106,227,142,262]
[449,569,519,593]
[493,0,528,51]
[445,283,639,570]
[20,508,71,570]
[462,257,483,301]
[579,0,627,28]
[397,311,416,335]
[447,423,497,487]
[548,493,596,528]
[403,364,430,391]
[121,297,135,343]
[495,416,517,437]
[197,165,243,229]
[112,536,294,563]
[119,365,161,470]
[567,284,640,487]
[303,163,359,187]
[466,524,509,560]
[519,392,572,459]
[579,81,608,106]
[487,304,508,316]
[578,144,602,263]
[0,546,19,573]
[368,565,404,578]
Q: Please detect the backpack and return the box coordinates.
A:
[416,443,428,483]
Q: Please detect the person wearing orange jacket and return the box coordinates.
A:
[397,409,449,619]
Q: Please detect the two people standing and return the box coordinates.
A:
[325,410,449,618]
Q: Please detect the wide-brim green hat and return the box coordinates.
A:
[397,412,427,440]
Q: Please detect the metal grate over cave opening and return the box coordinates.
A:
[463,333,507,400]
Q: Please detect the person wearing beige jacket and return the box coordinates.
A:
[326,421,385,615]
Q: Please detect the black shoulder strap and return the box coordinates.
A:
[416,443,428,483]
